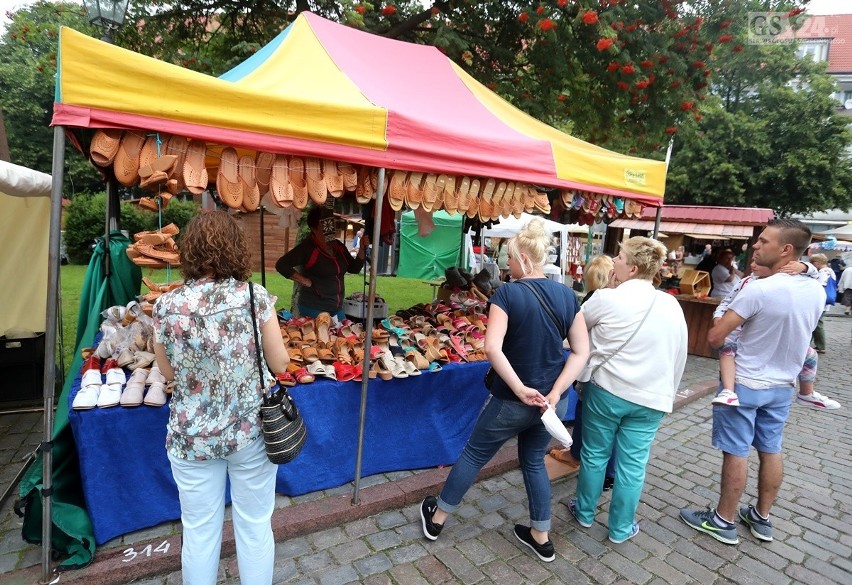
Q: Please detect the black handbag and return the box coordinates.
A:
[249,282,307,464]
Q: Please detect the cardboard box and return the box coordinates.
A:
[679,269,711,297]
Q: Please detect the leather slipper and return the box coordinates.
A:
[443,175,458,215]
[165,134,189,190]
[90,129,122,167]
[217,147,243,209]
[323,158,344,198]
[432,175,448,212]
[422,174,438,212]
[289,156,309,209]
[338,162,358,191]
[255,152,275,197]
[183,140,209,195]
[239,155,260,212]
[405,172,424,210]
[355,166,373,204]
[269,155,292,207]
[114,131,145,187]
[388,170,407,211]
[456,176,472,213]
[138,136,160,176]
[305,157,327,204]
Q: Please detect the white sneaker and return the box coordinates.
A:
[797,391,841,410]
[72,382,101,410]
[712,388,740,407]
[96,383,122,408]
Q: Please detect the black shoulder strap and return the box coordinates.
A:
[516,279,566,339]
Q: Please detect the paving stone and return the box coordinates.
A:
[599,551,652,584]
[353,552,393,578]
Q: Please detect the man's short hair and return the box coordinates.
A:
[767,218,812,257]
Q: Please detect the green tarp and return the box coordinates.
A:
[17,232,140,571]
[398,211,463,280]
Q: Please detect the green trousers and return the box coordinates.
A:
[575,381,665,542]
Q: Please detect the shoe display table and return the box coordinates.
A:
[68,360,578,545]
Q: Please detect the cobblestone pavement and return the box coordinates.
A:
[1,310,849,584]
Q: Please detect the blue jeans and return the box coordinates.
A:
[575,382,664,542]
[438,393,569,532]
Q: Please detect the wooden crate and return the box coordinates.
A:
[679,269,711,297]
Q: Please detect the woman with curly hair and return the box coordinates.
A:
[153,210,289,584]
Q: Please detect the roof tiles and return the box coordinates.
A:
[638,205,774,226]
[795,14,852,72]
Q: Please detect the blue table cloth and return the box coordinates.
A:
[68,360,576,545]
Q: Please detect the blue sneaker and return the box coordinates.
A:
[738,505,773,542]
[609,522,639,544]
[680,508,739,545]
[566,498,592,528]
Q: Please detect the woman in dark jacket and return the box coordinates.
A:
[276,206,369,319]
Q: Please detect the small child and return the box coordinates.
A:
[712,259,817,407]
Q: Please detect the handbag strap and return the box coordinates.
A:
[590,292,657,382]
[516,279,566,339]
[247,282,269,398]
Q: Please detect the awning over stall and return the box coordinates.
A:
[52,12,667,203]
[610,205,774,238]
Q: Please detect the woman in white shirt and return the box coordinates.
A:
[567,237,688,544]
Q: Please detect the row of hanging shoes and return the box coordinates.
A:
[560,189,645,224]
[386,170,550,219]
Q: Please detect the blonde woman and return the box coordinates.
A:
[420,219,589,562]
[582,255,615,304]
[552,255,617,489]
[568,237,687,544]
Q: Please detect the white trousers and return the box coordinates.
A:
[168,437,277,585]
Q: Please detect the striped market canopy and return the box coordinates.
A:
[53,12,667,204]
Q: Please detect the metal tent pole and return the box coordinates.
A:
[40,125,66,582]
[259,206,266,288]
[352,167,386,505]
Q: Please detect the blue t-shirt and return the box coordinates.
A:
[487,278,581,401]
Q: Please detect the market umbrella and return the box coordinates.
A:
[17,232,141,571]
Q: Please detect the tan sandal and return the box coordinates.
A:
[183,140,209,195]
[289,156,308,209]
[239,155,260,211]
[217,147,243,209]
[305,157,327,204]
[90,129,122,167]
[114,131,145,187]
[255,152,275,197]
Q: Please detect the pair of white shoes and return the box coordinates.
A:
[72,363,126,410]
[73,365,169,410]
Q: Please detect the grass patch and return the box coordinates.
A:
[57,265,435,371]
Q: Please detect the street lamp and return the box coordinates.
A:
[83,0,130,43]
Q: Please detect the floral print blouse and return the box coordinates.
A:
[153,278,276,460]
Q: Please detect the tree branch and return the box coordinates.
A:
[384,1,452,39]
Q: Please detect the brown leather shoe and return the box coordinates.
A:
[548,447,580,468]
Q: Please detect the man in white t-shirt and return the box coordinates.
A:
[681,219,823,546]
[710,248,743,299]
